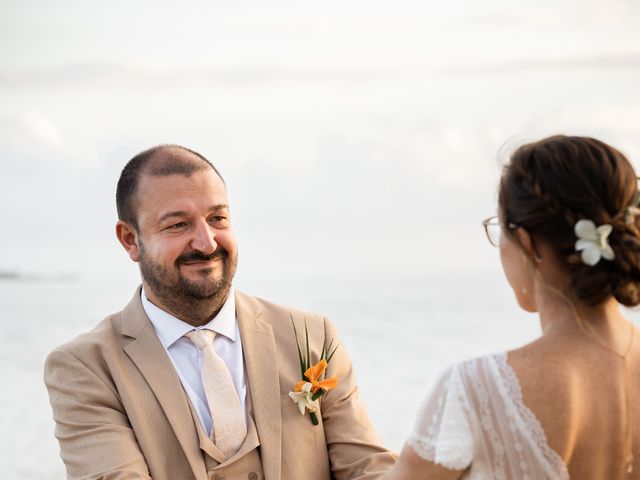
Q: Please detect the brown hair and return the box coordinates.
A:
[116,144,225,230]
[498,135,640,307]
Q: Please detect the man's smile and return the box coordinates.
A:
[176,249,227,269]
[180,257,221,267]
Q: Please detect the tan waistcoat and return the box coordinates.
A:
[188,390,264,480]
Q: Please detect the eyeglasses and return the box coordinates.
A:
[482,216,517,247]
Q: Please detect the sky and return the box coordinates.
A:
[1,0,640,290]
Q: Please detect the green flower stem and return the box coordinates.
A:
[310,412,319,425]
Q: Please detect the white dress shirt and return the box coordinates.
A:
[141,287,247,437]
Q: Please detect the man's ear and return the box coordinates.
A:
[116,220,141,262]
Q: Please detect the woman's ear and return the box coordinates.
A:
[116,221,141,262]
[514,227,540,262]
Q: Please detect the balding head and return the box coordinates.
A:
[116,144,224,229]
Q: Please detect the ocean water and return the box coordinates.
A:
[3,271,638,479]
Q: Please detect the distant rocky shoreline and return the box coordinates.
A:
[0,270,78,282]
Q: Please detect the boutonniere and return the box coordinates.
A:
[288,317,340,425]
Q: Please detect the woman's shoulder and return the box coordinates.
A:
[444,348,571,472]
[425,343,575,420]
[439,337,570,394]
[438,346,571,411]
[420,352,519,412]
[412,349,569,475]
[442,351,511,384]
[506,338,575,399]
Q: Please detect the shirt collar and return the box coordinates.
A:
[141,286,237,349]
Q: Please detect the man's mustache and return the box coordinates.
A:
[176,249,227,265]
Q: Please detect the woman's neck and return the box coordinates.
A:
[537,288,631,353]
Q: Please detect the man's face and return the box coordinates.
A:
[132,167,238,321]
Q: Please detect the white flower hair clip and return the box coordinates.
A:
[625,207,640,226]
[625,191,640,226]
[574,219,615,266]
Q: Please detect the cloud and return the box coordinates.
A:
[1,52,639,90]
[0,110,101,170]
[22,111,67,151]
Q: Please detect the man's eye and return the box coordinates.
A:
[210,216,228,223]
[168,222,187,229]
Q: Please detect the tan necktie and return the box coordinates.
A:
[187,329,247,458]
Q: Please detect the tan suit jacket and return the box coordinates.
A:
[44,288,396,479]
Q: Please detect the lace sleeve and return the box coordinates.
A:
[407,364,475,470]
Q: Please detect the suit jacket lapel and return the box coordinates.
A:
[236,292,282,480]
[120,288,206,480]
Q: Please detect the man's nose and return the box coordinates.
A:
[190,220,217,254]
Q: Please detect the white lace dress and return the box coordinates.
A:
[408,353,570,479]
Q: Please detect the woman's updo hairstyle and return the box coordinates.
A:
[499,135,640,307]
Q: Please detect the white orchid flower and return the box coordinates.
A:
[289,382,320,415]
[574,219,615,266]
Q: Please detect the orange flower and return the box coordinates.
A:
[293,359,339,393]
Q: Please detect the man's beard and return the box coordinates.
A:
[139,242,238,325]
